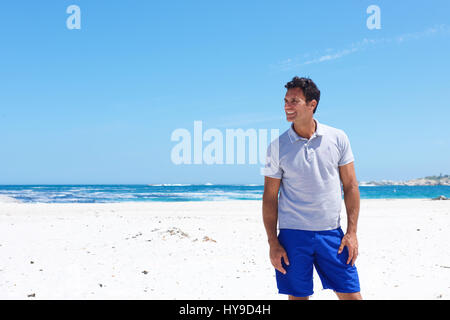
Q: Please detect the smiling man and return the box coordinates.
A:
[262,76,362,300]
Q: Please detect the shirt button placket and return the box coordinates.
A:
[306,140,312,161]
[304,141,309,161]
[305,134,316,161]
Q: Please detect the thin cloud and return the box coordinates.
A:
[303,47,359,65]
[275,24,450,70]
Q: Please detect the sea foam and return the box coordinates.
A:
[0,195,22,203]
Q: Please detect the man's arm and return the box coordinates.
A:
[262,176,281,245]
[338,161,360,266]
[262,176,289,274]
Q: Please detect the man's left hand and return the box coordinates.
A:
[338,232,358,266]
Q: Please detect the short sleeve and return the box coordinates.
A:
[261,140,283,179]
[338,131,354,166]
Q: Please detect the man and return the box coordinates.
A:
[262,76,362,300]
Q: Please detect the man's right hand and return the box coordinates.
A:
[269,241,290,274]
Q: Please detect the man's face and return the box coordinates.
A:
[284,88,315,122]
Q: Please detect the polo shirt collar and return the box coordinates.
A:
[288,119,324,143]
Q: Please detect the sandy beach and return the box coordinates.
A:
[0,199,449,300]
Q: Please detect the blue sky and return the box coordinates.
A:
[0,0,449,184]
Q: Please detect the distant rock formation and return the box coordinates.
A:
[432,195,448,200]
[359,174,450,186]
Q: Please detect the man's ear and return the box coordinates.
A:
[309,99,317,111]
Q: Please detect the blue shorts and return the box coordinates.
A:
[275,227,360,297]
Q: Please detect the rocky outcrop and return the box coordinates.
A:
[359,175,450,186]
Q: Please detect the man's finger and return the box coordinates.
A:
[271,256,285,274]
[346,246,353,264]
[351,248,358,266]
[282,252,290,266]
[275,261,286,274]
[338,241,345,254]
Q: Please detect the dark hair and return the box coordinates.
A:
[285,76,321,113]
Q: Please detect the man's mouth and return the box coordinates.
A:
[286,111,296,117]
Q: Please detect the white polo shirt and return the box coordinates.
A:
[263,119,355,231]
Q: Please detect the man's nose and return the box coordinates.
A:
[285,104,294,110]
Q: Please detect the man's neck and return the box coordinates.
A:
[293,118,316,139]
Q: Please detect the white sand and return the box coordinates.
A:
[0,199,449,300]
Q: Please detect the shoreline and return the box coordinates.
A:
[1,185,449,205]
[0,196,448,205]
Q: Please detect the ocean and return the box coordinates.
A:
[0,184,449,203]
